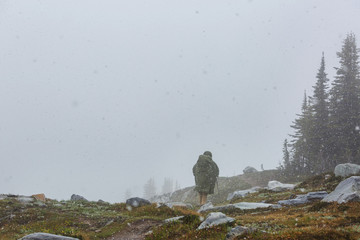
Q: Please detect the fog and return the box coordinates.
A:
[0,0,359,202]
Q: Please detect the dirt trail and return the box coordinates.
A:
[106,219,162,240]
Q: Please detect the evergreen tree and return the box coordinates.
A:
[282,139,290,170]
[309,53,330,173]
[161,177,173,194]
[289,92,313,174]
[143,178,157,200]
[329,33,360,165]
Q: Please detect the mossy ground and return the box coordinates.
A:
[1,173,359,240]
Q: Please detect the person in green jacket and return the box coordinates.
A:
[192,151,219,205]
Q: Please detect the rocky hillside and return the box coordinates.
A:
[152,169,304,205]
[3,166,360,240]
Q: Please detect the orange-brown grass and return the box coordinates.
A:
[232,202,360,239]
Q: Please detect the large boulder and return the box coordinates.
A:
[243,166,258,174]
[278,191,328,206]
[70,194,88,202]
[334,163,360,177]
[197,212,234,230]
[126,197,151,207]
[227,187,261,201]
[267,180,295,192]
[19,232,79,240]
[322,176,360,203]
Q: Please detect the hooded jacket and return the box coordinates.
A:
[192,151,219,194]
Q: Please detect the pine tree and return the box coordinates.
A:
[329,33,360,165]
[282,139,290,170]
[289,92,313,175]
[161,177,173,194]
[124,189,132,201]
[309,53,330,173]
[143,178,157,200]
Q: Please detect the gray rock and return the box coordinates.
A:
[334,163,360,177]
[267,180,295,192]
[70,194,88,202]
[198,202,214,213]
[227,187,261,201]
[197,212,235,230]
[226,226,251,240]
[126,197,151,207]
[322,176,360,203]
[243,166,258,174]
[278,191,328,205]
[19,232,79,240]
[306,191,328,200]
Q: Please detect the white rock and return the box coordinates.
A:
[268,181,295,191]
[334,163,360,177]
[197,202,214,213]
[197,212,234,230]
[227,187,261,201]
[19,232,79,240]
[164,216,184,223]
[233,202,275,209]
[322,176,360,203]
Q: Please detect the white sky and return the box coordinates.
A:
[0,0,360,202]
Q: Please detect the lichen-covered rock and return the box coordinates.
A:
[19,232,79,240]
[322,176,360,203]
[197,212,234,230]
[227,187,261,200]
[334,163,360,177]
[126,197,151,207]
[243,166,258,174]
[70,194,88,202]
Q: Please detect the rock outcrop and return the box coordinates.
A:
[334,163,360,177]
[322,176,360,203]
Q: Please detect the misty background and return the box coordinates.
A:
[0,0,360,202]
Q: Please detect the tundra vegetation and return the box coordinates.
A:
[2,172,360,240]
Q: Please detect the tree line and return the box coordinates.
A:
[281,33,360,176]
